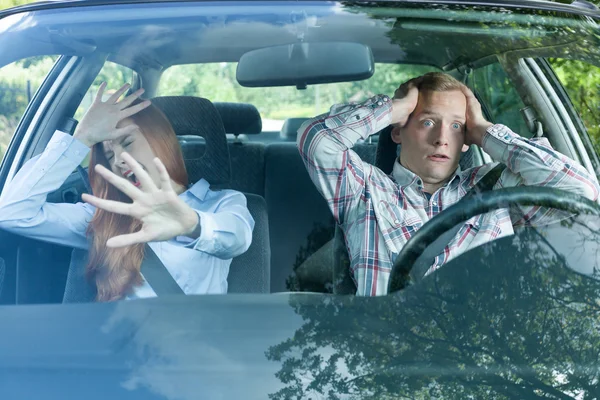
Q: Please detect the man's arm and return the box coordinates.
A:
[461,87,599,226]
[483,124,599,225]
[297,79,420,224]
[296,95,393,224]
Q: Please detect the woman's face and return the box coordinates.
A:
[101,118,162,190]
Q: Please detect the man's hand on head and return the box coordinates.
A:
[461,86,493,147]
[391,78,421,126]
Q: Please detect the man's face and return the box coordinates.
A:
[391,89,469,192]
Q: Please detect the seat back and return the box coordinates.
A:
[265,143,333,292]
[264,140,377,292]
[152,96,232,186]
[63,248,96,303]
[228,193,270,293]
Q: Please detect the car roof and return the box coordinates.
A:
[3,0,599,16]
[1,0,598,72]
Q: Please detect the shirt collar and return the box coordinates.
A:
[186,178,210,201]
[391,157,463,190]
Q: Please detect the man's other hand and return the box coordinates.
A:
[461,86,493,147]
[391,78,421,127]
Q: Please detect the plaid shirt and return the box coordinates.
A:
[298,95,600,296]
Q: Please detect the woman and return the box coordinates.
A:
[0,83,254,301]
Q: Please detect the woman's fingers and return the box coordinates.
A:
[82,193,134,216]
[94,163,142,199]
[121,152,158,192]
[120,99,151,119]
[107,230,154,248]
[94,82,107,103]
[118,88,146,110]
[107,83,131,104]
[153,157,173,191]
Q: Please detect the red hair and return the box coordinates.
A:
[86,100,188,301]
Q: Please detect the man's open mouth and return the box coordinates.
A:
[428,154,450,161]
[123,170,141,187]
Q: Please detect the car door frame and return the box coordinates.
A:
[0,52,107,304]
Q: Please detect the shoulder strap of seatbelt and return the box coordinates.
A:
[141,244,184,295]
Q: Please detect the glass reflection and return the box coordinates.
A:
[268,216,600,399]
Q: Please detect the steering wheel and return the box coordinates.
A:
[387,187,600,293]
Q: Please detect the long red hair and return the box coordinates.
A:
[86,100,188,301]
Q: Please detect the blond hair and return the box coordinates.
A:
[416,72,467,93]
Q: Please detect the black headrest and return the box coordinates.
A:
[152,96,231,186]
[214,102,262,135]
[280,117,310,141]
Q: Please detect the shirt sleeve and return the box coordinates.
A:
[180,191,255,259]
[297,95,393,224]
[482,124,600,226]
[0,130,95,249]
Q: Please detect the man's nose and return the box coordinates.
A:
[432,125,450,146]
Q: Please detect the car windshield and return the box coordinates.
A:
[0,0,600,398]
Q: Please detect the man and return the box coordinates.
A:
[297,72,599,296]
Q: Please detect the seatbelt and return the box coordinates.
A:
[141,244,185,295]
[409,163,507,283]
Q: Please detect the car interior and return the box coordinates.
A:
[0,2,599,304]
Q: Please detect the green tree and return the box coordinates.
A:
[0,0,35,9]
[549,59,600,153]
[0,56,57,158]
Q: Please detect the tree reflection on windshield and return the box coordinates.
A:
[267,216,600,399]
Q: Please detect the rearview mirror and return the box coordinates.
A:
[236,42,374,88]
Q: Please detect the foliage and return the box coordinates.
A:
[158,63,437,120]
[0,56,57,159]
[0,0,31,9]
[549,59,600,153]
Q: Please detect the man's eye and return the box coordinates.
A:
[452,123,462,130]
[423,120,434,127]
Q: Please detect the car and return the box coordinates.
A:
[0,0,600,398]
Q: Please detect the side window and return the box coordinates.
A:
[0,56,58,161]
[548,58,600,154]
[76,61,136,166]
[471,63,530,136]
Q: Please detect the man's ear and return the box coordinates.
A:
[391,125,402,145]
[461,144,470,152]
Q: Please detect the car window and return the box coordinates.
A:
[157,63,438,132]
[548,58,600,153]
[470,62,530,137]
[0,56,58,161]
